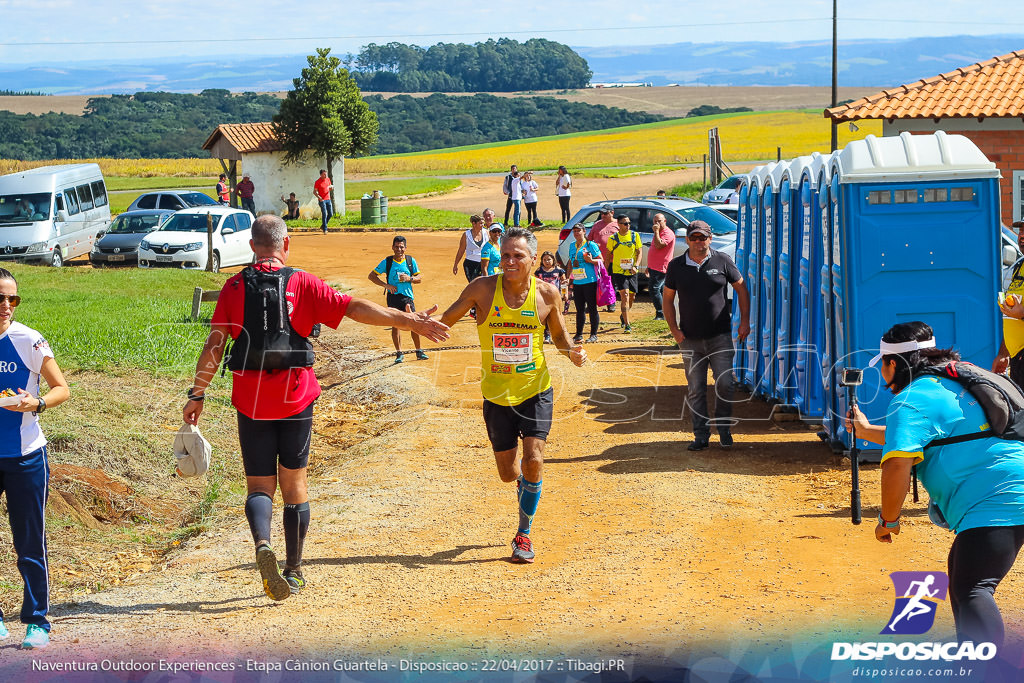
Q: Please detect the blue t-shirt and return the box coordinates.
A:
[0,321,52,458]
[567,241,602,285]
[480,241,501,276]
[882,375,1024,533]
[373,256,419,298]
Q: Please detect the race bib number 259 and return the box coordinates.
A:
[492,334,532,363]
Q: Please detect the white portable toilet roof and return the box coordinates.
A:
[832,131,999,184]
[791,152,826,187]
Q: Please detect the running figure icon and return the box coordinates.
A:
[888,574,938,631]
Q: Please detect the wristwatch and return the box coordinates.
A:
[877,514,901,529]
[33,395,46,415]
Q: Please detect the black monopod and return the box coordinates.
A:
[841,367,864,525]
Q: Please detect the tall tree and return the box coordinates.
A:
[273,47,378,198]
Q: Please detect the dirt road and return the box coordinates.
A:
[4,231,1022,677]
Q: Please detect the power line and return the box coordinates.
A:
[0,19,1019,49]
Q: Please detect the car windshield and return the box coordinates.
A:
[161,213,220,232]
[0,192,51,223]
[180,192,218,207]
[108,213,164,233]
[717,175,742,191]
[678,205,737,234]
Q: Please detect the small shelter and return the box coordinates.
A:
[825,50,1024,224]
[202,123,344,217]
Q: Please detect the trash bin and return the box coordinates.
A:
[360,194,381,224]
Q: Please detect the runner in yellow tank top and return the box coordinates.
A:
[442,227,587,563]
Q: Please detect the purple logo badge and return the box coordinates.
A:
[881,571,948,635]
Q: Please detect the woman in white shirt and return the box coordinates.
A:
[521,171,540,227]
[555,165,572,224]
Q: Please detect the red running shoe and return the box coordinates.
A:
[511,533,535,563]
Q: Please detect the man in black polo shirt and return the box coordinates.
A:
[663,220,750,451]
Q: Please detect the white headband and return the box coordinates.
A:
[868,337,936,367]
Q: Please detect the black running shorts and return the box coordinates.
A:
[482,387,554,452]
[386,292,415,312]
[236,402,314,476]
[612,272,638,293]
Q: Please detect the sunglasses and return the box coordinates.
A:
[0,294,21,306]
[688,234,709,241]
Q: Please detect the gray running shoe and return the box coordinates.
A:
[586,335,599,343]
[394,353,404,364]
[511,533,535,563]
[283,568,306,594]
[256,544,291,601]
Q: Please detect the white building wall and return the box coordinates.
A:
[240,151,346,218]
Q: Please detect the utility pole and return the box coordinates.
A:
[831,0,839,152]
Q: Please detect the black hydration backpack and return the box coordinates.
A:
[921,362,1024,447]
[225,266,316,372]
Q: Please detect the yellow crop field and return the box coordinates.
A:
[0,158,221,177]
[347,111,883,175]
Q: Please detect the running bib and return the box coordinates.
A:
[619,259,634,270]
[572,267,586,280]
[492,334,532,363]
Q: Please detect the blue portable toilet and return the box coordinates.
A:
[817,161,841,445]
[735,165,766,391]
[757,162,785,399]
[731,174,753,387]
[828,131,1001,453]
[773,156,811,404]
[792,153,830,421]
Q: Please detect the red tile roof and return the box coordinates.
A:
[202,122,281,153]
[825,50,1024,122]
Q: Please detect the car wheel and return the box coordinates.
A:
[210,252,221,273]
[51,250,63,268]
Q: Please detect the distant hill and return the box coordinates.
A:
[0,35,1022,94]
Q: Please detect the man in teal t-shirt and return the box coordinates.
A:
[368,235,428,363]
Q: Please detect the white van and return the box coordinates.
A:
[0,163,112,267]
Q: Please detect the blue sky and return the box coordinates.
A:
[0,0,1021,64]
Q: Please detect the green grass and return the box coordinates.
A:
[574,165,683,179]
[666,181,709,200]
[289,205,472,230]
[627,316,675,342]
[106,176,217,191]
[344,178,460,200]
[7,264,228,373]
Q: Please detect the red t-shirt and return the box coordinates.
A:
[211,263,351,419]
[314,176,332,200]
[588,219,618,261]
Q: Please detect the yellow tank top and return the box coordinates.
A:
[1004,261,1024,356]
[477,275,552,406]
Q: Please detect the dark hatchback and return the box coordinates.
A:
[90,209,174,266]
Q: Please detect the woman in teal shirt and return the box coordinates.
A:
[480,224,503,276]
[567,223,601,343]
[848,321,1024,647]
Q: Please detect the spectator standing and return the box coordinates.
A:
[368,236,429,363]
[646,212,676,320]
[314,170,333,234]
[656,189,667,198]
[535,251,568,342]
[183,216,448,601]
[521,171,540,227]
[216,173,230,206]
[482,207,504,234]
[281,193,300,220]
[452,214,486,282]
[502,165,522,228]
[993,220,1024,387]
[588,206,619,312]
[607,214,642,332]
[480,224,504,276]
[0,268,71,650]
[567,223,602,343]
[236,173,256,215]
[663,220,750,451]
[555,166,572,223]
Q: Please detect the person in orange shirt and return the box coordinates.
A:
[314,170,333,234]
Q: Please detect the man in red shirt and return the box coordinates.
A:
[216,173,230,206]
[236,173,255,215]
[645,212,676,320]
[587,205,618,312]
[314,170,333,234]
[183,215,448,600]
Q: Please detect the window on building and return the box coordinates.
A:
[1013,172,1024,224]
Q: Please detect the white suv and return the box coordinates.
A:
[139,207,254,271]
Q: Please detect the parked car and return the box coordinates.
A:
[90,209,174,267]
[138,207,254,271]
[701,174,744,205]
[126,190,218,212]
[555,196,737,290]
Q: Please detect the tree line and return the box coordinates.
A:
[349,38,592,92]
[0,89,661,160]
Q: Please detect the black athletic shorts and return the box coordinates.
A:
[386,292,415,312]
[482,387,554,452]
[236,402,314,476]
[612,272,638,293]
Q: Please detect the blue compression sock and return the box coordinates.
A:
[245,492,274,546]
[517,477,542,535]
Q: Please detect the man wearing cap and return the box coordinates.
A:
[236,173,256,215]
[368,235,428,363]
[183,215,449,601]
[588,205,618,312]
[993,220,1024,388]
[663,220,750,451]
